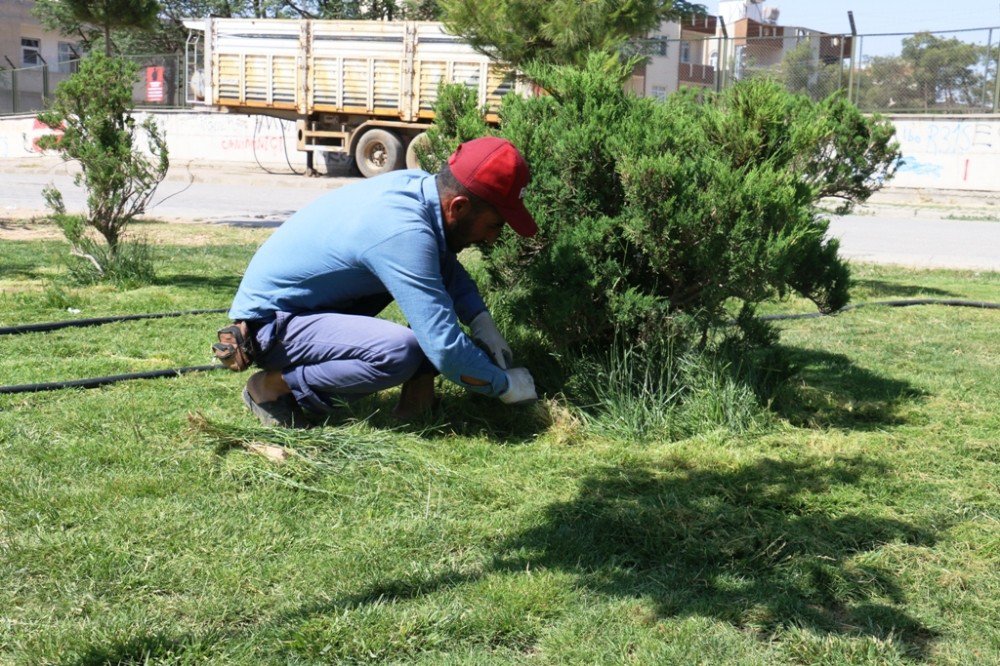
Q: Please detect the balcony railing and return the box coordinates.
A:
[679,62,715,86]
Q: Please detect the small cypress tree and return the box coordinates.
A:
[38,53,168,283]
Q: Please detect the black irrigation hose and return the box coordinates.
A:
[1,299,998,395]
[0,309,227,336]
[0,365,224,395]
[0,308,230,395]
[760,298,1000,322]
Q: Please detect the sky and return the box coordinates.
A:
[739,0,1000,35]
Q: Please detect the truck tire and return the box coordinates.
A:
[405,132,431,170]
[355,129,404,178]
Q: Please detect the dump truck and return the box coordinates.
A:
[183,18,527,176]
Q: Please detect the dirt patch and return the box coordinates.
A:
[0,217,272,246]
[0,218,63,241]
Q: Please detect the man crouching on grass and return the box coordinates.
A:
[219,137,538,427]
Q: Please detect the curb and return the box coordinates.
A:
[0,156,356,189]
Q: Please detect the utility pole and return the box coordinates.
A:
[994,3,1000,111]
[718,16,728,93]
[994,40,1000,113]
[847,11,858,104]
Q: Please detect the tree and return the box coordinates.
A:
[35,0,284,55]
[901,32,982,110]
[36,0,442,56]
[297,0,440,20]
[779,40,843,102]
[855,55,922,112]
[65,0,160,56]
[438,0,707,67]
[987,43,1000,112]
[38,53,169,282]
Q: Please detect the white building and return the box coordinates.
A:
[1,0,79,72]
[632,1,853,98]
[1,0,81,114]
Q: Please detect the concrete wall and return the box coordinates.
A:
[1,109,998,191]
[888,115,1000,191]
[0,109,327,171]
[140,110,311,169]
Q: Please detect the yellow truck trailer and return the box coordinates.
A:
[184,18,527,176]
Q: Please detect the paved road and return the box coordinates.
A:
[0,167,344,225]
[2,164,998,271]
[826,216,1000,271]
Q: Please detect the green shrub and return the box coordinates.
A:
[453,55,898,357]
[490,56,899,355]
[415,82,493,173]
[426,55,899,426]
[38,52,168,283]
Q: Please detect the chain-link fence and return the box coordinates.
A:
[0,54,185,116]
[851,28,998,114]
[651,26,1000,114]
[5,28,1000,116]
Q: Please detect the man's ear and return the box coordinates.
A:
[443,195,473,222]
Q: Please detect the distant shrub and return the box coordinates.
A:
[38,53,167,284]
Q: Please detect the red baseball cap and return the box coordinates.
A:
[448,137,537,237]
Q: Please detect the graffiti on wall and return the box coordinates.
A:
[896,121,997,156]
[896,158,943,178]
[219,134,289,154]
[26,118,64,152]
[894,118,1000,189]
[0,117,63,157]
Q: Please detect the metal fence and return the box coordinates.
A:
[4,27,1000,116]
[0,54,185,116]
[651,26,1000,114]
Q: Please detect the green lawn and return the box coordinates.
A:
[1,220,997,665]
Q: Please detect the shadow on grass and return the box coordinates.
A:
[151,272,242,292]
[210,218,286,228]
[0,240,64,283]
[778,346,925,430]
[273,456,939,661]
[852,279,958,299]
[61,631,217,666]
[0,263,54,283]
[343,387,550,445]
[493,456,939,658]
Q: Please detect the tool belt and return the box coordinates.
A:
[212,321,255,371]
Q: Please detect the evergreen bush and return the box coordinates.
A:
[415,82,493,173]
[429,55,899,359]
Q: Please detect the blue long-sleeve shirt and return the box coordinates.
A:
[229,170,509,397]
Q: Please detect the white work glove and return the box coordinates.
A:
[500,367,538,406]
[469,310,513,370]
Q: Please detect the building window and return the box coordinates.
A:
[680,41,691,64]
[21,37,41,67]
[58,42,78,72]
[643,39,668,57]
[651,86,668,101]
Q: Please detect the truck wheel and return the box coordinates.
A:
[355,129,404,178]
[405,132,431,170]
